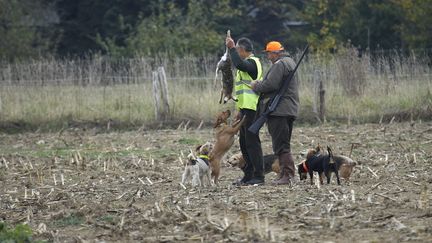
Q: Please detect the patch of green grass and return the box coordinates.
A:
[0,222,43,243]
[144,148,178,159]
[98,215,116,224]
[177,137,200,145]
[52,214,84,227]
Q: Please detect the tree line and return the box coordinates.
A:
[1,0,431,61]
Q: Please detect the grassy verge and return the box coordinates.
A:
[1,79,430,131]
[0,50,431,131]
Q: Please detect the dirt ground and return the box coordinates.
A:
[0,121,431,242]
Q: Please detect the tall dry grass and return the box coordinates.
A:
[0,49,431,130]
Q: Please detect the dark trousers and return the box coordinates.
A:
[240,109,264,179]
[267,116,295,155]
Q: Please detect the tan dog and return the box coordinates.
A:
[227,152,280,175]
[209,110,245,184]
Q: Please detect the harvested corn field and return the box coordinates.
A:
[0,121,431,242]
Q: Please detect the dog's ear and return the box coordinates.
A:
[316,143,322,152]
[327,146,332,155]
[214,117,222,128]
[195,144,202,152]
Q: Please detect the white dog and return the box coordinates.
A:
[181,142,213,187]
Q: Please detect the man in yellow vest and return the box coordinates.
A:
[226,36,264,185]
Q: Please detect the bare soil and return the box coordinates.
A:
[0,121,431,242]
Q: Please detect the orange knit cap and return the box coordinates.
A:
[265,41,284,52]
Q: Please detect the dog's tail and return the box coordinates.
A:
[327,146,335,164]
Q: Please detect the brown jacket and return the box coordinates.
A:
[253,54,299,117]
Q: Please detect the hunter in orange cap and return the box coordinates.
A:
[251,40,299,186]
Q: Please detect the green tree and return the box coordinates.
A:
[100,0,241,57]
[55,0,154,56]
[242,0,307,50]
[394,0,432,49]
[303,0,404,52]
[0,0,50,61]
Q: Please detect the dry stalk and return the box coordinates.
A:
[116,192,127,200]
[335,212,357,219]
[119,213,125,231]
[327,203,334,213]
[328,190,339,201]
[224,210,229,228]
[315,174,321,189]
[404,154,410,163]
[348,143,360,157]
[418,184,429,209]
[1,157,8,169]
[364,182,381,194]
[367,194,373,203]
[184,120,191,131]
[138,177,146,185]
[375,192,397,202]
[26,206,33,223]
[197,120,204,130]
[253,213,261,238]
[177,121,184,130]
[155,202,161,212]
[367,166,379,178]
[239,211,248,234]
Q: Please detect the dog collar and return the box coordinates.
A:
[302,161,309,172]
[199,155,209,160]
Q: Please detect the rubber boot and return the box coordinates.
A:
[273,152,295,185]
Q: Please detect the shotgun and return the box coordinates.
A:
[248,45,309,134]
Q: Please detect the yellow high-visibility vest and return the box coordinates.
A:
[234,55,262,110]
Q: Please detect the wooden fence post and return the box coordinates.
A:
[152,70,161,120]
[158,66,170,120]
[152,66,170,121]
[319,79,326,123]
[313,70,326,123]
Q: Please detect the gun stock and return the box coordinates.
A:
[248,114,268,134]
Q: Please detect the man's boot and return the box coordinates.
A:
[244,167,265,185]
[232,163,253,185]
[273,152,295,185]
